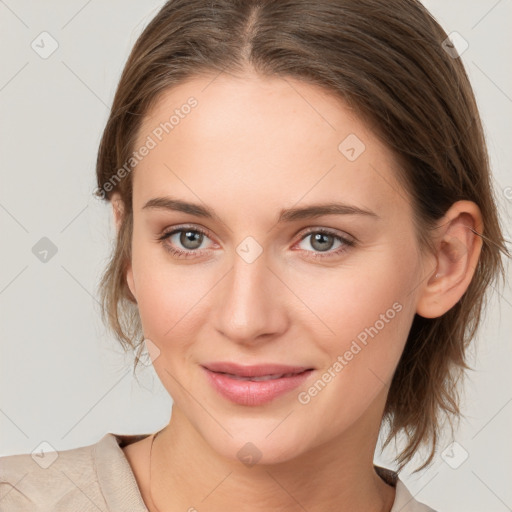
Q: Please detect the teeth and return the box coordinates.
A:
[224,373,290,381]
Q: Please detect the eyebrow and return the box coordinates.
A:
[142,196,379,222]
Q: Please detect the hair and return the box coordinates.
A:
[95,0,508,470]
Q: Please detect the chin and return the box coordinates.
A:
[194,416,314,467]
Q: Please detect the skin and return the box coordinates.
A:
[113,69,483,512]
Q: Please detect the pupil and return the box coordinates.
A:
[181,230,202,249]
[312,233,332,252]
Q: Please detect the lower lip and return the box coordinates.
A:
[202,367,313,406]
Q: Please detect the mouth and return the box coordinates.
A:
[202,361,313,377]
[201,362,314,406]
[215,371,308,381]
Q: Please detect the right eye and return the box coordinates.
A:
[157,225,216,259]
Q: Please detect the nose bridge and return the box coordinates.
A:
[214,243,285,342]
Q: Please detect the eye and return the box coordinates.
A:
[157,225,215,259]
[157,225,355,260]
[295,228,355,259]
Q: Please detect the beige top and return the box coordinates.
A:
[0,432,436,511]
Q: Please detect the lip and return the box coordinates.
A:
[201,362,314,406]
[203,361,312,377]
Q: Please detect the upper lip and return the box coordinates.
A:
[203,362,313,378]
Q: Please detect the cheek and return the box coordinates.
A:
[290,258,417,430]
[130,236,215,349]
[298,246,418,378]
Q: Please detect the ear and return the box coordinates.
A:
[110,192,137,302]
[111,192,124,234]
[416,200,484,319]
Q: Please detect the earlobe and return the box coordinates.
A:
[111,192,125,234]
[110,192,137,302]
[416,200,484,319]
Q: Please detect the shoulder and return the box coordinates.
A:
[0,432,150,512]
[0,436,99,511]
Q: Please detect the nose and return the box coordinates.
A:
[213,249,289,345]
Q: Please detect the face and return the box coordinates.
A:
[124,70,432,464]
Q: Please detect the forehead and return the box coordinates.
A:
[131,72,408,219]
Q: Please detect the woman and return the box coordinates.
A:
[0,1,507,511]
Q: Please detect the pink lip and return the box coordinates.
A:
[201,362,314,406]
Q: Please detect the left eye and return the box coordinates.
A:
[296,230,353,256]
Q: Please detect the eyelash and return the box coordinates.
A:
[156,225,356,260]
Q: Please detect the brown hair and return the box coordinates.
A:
[95,0,508,470]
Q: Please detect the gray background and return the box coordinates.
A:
[0,1,511,511]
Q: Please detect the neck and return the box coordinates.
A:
[148,407,395,512]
